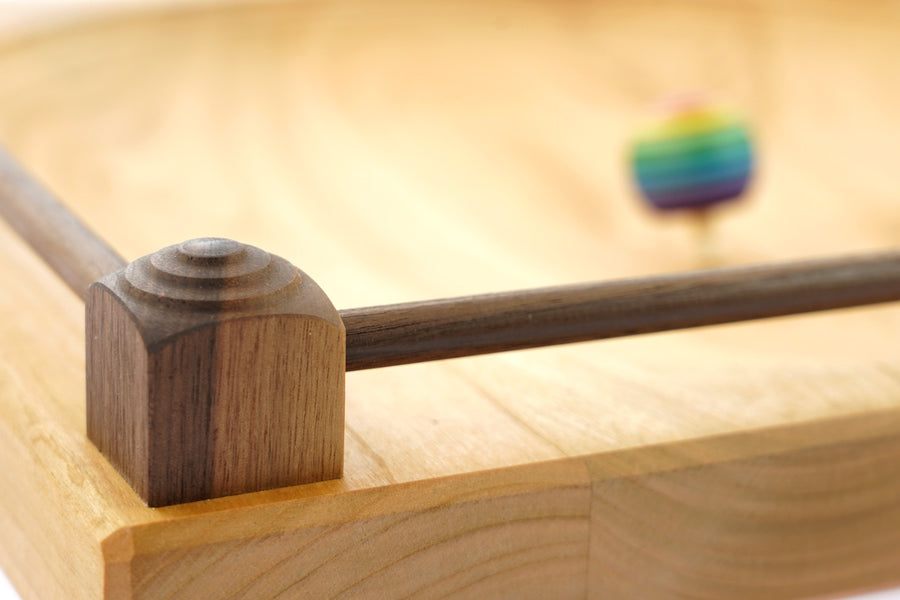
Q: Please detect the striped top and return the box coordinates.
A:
[630,102,754,211]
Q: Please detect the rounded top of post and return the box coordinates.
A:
[122,237,302,310]
[178,238,244,261]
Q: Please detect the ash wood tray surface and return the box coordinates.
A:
[2,1,900,598]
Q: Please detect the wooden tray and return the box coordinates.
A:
[1,1,900,598]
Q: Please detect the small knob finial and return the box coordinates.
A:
[123,237,300,310]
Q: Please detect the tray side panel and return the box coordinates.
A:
[588,413,900,599]
[0,218,149,600]
[0,219,104,600]
[119,461,591,600]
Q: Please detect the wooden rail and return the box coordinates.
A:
[0,146,126,299]
[341,252,900,369]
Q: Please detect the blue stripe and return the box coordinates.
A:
[636,156,752,193]
[634,142,752,180]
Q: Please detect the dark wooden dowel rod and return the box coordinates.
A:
[341,250,900,370]
[0,146,126,299]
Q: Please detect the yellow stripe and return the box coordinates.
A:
[633,108,743,143]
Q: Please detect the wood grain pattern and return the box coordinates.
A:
[587,412,900,599]
[600,451,900,596]
[2,0,900,599]
[87,239,345,506]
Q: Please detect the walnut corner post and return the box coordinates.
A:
[86,238,346,507]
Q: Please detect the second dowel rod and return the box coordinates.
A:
[341,250,900,370]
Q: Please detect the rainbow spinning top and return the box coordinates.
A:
[629,96,754,213]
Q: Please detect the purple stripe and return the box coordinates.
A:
[645,176,750,211]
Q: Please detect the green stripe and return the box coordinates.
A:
[633,125,751,161]
[634,142,752,180]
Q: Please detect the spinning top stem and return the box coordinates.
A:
[691,208,717,266]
